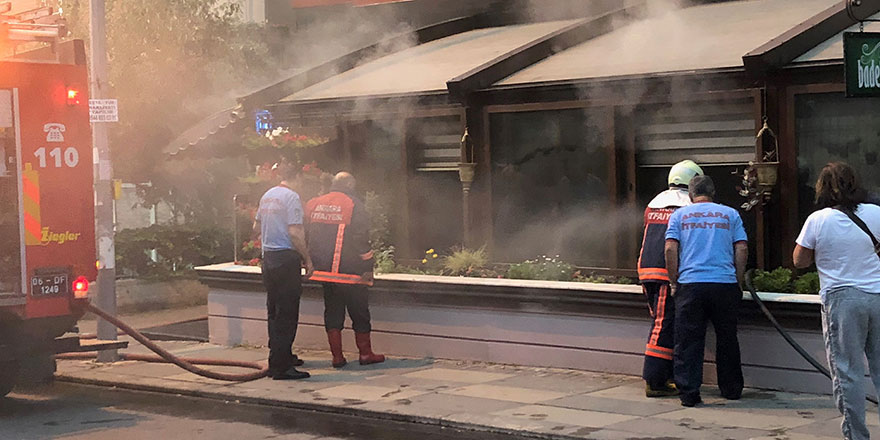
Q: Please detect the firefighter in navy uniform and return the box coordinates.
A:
[305,172,385,368]
[637,160,704,397]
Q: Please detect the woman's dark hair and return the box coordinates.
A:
[815,162,866,211]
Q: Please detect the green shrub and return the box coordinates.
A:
[572,272,636,285]
[794,272,820,295]
[443,247,489,277]
[391,264,428,275]
[374,246,397,274]
[752,267,794,293]
[506,262,540,280]
[116,224,233,279]
[506,256,574,281]
[573,271,607,283]
[616,276,635,285]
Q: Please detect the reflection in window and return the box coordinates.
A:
[490,109,610,267]
[796,93,880,223]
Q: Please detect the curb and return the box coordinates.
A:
[55,373,582,440]
[138,331,209,343]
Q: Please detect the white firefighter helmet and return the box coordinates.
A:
[668,160,704,187]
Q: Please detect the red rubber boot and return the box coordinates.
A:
[354,332,385,365]
[327,329,347,368]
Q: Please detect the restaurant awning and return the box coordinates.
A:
[165,0,879,158]
[496,0,839,86]
[279,20,580,103]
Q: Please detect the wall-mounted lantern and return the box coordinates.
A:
[741,118,779,211]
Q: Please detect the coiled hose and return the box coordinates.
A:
[745,269,877,405]
[57,302,268,382]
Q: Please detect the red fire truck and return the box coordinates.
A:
[0,7,116,396]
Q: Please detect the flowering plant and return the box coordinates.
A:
[420,248,443,274]
[235,239,262,266]
[507,255,574,281]
[244,127,329,153]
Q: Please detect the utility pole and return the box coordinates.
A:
[90,0,117,362]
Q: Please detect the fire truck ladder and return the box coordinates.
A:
[0,1,65,50]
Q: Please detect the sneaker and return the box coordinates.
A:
[645,382,678,398]
[272,367,310,380]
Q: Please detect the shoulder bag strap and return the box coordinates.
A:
[836,207,880,261]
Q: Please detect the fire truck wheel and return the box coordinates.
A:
[0,361,19,397]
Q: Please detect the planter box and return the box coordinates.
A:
[197,263,838,395]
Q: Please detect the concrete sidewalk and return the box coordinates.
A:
[56,340,877,440]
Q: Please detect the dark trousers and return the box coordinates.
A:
[674,282,744,401]
[262,250,302,373]
[643,282,675,388]
[323,283,371,333]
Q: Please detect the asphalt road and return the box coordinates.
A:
[0,383,526,440]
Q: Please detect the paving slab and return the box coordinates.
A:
[491,404,637,428]
[441,384,571,404]
[394,391,524,416]
[315,384,428,402]
[544,393,681,416]
[402,368,511,384]
[352,392,522,421]
[748,434,842,440]
[655,406,815,430]
[55,340,857,440]
[360,372,466,392]
[700,391,840,421]
[603,415,770,440]
[789,414,880,439]
[484,372,624,394]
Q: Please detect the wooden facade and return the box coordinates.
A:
[177,0,880,274]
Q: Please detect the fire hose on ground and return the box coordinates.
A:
[744,269,878,405]
[57,302,268,382]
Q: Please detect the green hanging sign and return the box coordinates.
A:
[845,32,880,98]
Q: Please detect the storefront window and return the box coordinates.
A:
[796,93,880,223]
[490,109,611,267]
[405,116,463,256]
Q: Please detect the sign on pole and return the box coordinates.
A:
[844,32,880,98]
[89,98,118,122]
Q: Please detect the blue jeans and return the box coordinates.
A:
[822,287,880,440]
